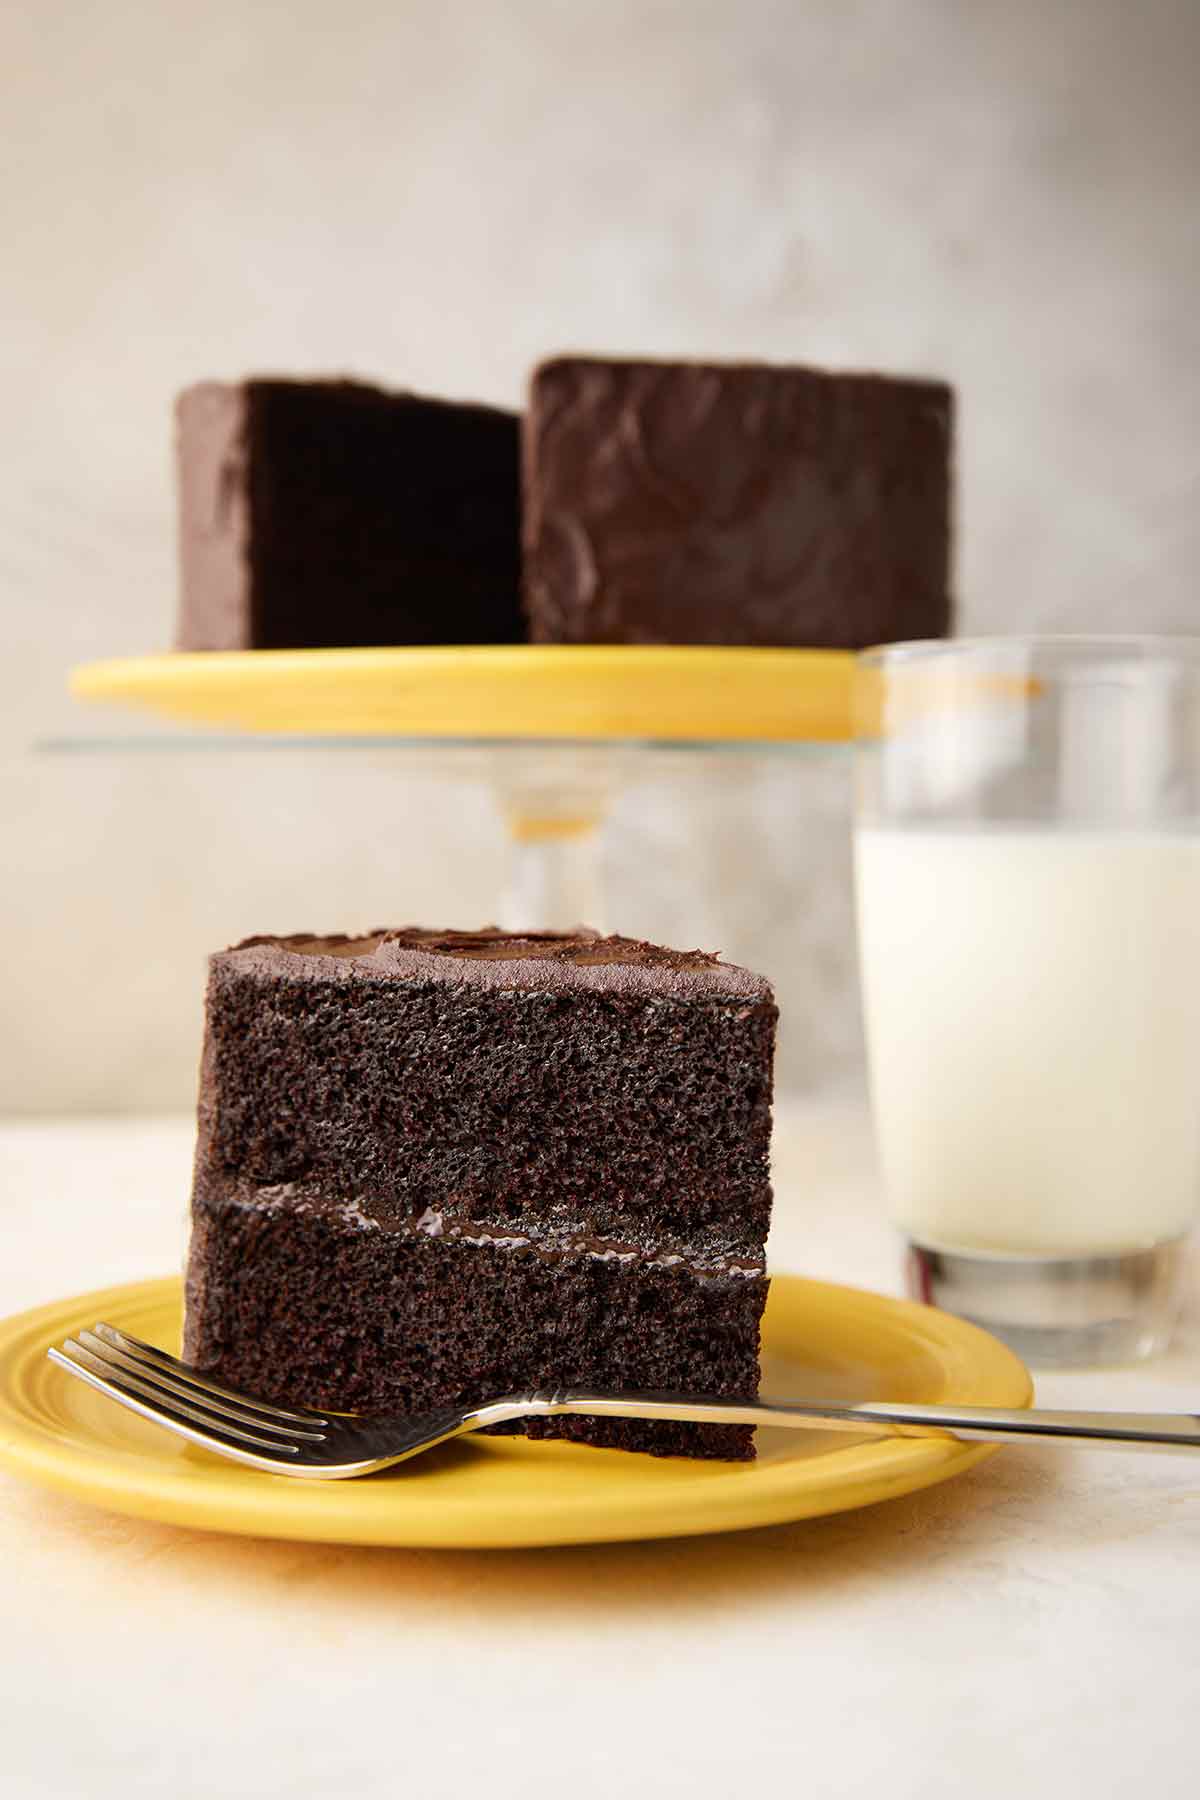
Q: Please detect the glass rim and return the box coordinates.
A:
[858,634,1200,670]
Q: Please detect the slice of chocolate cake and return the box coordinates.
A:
[176,379,522,650]
[522,355,954,649]
[184,929,777,1460]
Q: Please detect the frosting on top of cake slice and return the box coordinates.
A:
[220,927,773,1001]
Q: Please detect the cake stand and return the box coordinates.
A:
[66,646,854,929]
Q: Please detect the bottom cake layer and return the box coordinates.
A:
[184,1168,769,1461]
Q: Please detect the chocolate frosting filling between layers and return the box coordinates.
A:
[207,1176,767,1278]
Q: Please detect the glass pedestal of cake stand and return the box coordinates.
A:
[490,744,619,930]
[59,645,854,930]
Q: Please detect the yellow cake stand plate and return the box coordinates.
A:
[0,1273,1031,1550]
[69,646,854,743]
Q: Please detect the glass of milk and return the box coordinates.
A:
[855,638,1200,1365]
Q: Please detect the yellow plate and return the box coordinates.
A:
[0,1275,1030,1549]
[69,646,854,742]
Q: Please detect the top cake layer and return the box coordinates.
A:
[198,928,776,1249]
[176,377,523,651]
[522,355,953,649]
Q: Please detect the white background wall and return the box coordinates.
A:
[3,0,1198,1112]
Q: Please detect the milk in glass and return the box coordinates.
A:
[855,825,1200,1256]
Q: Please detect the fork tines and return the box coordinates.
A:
[47,1324,329,1464]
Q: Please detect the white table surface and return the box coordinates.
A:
[1,1096,1197,1800]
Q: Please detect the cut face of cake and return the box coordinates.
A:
[184,929,777,1460]
[176,379,522,651]
[521,356,954,649]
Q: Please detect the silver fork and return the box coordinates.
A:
[48,1324,1200,1477]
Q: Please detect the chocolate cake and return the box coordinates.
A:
[522,355,954,649]
[176,379,522,650]
[184,929,777,1460]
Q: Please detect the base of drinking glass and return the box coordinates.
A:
[904,1236,1190,1367]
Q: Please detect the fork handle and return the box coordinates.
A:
[544,1392,1200,1454]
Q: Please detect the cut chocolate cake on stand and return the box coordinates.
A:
[184,930,777,1461]
[176,379,522,650]
[522,355,953,648]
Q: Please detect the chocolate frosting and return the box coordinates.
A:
[218,926,773,1001]
[522,355,953,649]
[217,1175,766,1279]
[175,385,252,651]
